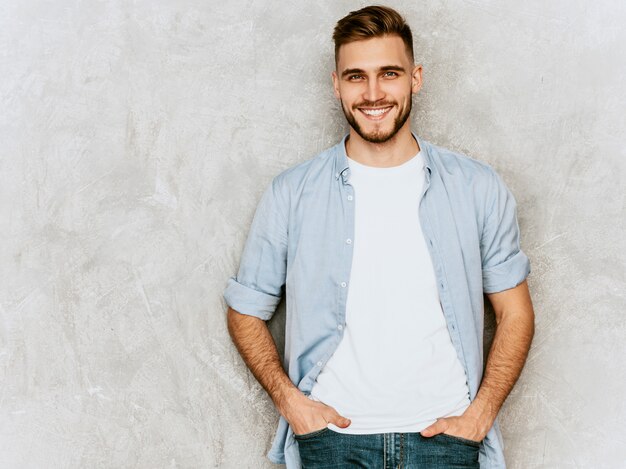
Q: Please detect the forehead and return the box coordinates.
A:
[336,35,411,70]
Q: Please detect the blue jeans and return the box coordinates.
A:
[295,428,480,468]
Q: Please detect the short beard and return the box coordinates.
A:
[341,98,412,144]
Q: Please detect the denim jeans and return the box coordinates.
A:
[295,428,480,468]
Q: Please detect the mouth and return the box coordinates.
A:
[357,105,394,120]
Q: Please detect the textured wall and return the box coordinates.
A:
[1,0,625,468]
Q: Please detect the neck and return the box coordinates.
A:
[345,123,420,168]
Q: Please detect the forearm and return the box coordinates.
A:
[468,308,535,426]
[226,307,302,416]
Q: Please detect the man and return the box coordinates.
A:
[224,5,534,469]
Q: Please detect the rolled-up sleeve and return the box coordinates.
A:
[223,176,288,320]
[480,168,531,294]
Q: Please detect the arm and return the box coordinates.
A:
[227,307,351,434]
[227,306,298,413]
[421,279,535,441]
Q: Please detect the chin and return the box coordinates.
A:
[361,132,396,144]
[343,104,408,144]
[358,124,398,144]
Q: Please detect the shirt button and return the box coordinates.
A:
[346,238,352,244]
[340,282,347,287]
[347,195,353,201]
[337,324,343,330]
[317,361,323,367]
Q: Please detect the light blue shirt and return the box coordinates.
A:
[224,133,531,469]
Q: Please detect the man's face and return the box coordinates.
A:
[332,35,422,144]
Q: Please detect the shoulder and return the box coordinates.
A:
[270,142,339,192]
[422,139,515,211]
[423,139,499,184]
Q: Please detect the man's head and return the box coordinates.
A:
[331,6,422,145]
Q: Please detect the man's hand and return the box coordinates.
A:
[420,399,496,443]
[279,388,351,435]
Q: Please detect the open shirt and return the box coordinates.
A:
[223,133,531,468]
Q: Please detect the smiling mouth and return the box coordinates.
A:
[358,106,393,120]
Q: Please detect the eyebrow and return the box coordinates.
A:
[341,65,406,78]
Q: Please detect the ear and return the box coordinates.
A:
[331,71,341,99]
[411,64,423,94]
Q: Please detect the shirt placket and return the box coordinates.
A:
[338,167,354,335]
[419,166,470,385]
[304,166,354,390]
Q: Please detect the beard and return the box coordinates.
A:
[341,96,412,144]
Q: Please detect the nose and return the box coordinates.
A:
[363,77,384,103]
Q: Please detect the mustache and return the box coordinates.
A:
[351,100,396,110]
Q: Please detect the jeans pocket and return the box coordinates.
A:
[294,427,330,441]
[438,432,482,447]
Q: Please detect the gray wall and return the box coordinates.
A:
[1,1,624,468]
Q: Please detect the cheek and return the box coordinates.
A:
[396,85,414,103]
[339,89,362,106]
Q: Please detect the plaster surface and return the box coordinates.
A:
[1,1,625,468]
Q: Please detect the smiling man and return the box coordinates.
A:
[224,5,534,469]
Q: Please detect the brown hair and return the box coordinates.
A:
[333,5,414,65]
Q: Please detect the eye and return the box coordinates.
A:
[348,74,364,81]
[383,71,398,78]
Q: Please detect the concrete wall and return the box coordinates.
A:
[1,0,624,467]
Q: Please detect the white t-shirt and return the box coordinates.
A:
[309,150,471,434]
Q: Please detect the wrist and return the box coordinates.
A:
[275,385,306,419]
[466,396,497,431]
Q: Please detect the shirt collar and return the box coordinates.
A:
[334,131,433,183]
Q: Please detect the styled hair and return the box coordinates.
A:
[333,5,414,65]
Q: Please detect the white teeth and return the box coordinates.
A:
[362,108,390,116]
